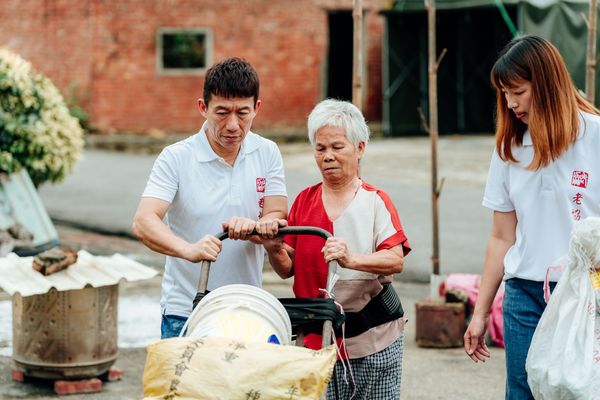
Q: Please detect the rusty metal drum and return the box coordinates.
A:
[12,284,118,379]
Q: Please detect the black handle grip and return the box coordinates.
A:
[193,226,333,311]
[216,225,331,241]
[192,291,208,309]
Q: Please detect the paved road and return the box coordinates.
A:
[2,145,509,400]
[38,135,495,283]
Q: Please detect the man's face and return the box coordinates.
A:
[198,95,260,155]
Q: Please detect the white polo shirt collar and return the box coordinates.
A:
[523,130,532,146]
[194,122,261,164]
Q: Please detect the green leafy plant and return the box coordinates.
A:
[0,48,84,186]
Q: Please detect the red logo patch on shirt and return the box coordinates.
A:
[256,177,266,193]
[571,171,589,188]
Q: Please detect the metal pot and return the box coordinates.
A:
[12,285,118,379]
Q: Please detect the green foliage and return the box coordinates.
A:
[65,82,90,130]
[0,48,84,186]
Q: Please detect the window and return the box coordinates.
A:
[156,28,213,75]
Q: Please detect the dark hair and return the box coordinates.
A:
[490,35,598,170]
[203,57,259,106]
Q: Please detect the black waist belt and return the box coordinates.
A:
[279,283,403,339]
[343,283,404,338]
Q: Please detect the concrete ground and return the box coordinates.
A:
[0,134,506,399]
[0,224,505,399]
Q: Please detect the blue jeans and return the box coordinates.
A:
[503,278,556,400]
[161,314,188,339]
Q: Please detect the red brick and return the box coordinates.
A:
[0,0,386,134]
[11,369,25,382]
[107,366,124,381]
[54,378,103,395]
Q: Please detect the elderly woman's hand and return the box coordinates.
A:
[222,216,256,240]
[256,218,287,239]
[257,219,288,250]
[322,237,353,268]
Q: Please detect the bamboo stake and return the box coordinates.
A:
[426,0,441,276]
[352,0,363,109]
[586,0,598,105]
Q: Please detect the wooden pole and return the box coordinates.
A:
[426,0,441,276]
[586,0,598,105]
[352,0,363,109]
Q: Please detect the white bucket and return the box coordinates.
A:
[183,284,292,345]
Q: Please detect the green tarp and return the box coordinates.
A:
[382,0,599,135]
[389,0,588,12]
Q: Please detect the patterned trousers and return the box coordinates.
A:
[327,335,404,400]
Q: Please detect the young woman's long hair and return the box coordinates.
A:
[491,35,599,170]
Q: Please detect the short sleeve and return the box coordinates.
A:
[264,141,287,198]
[141,147,179,203]
[482,150,514,212]
[373,190,411,256]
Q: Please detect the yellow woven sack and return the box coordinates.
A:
[143,336,337,400]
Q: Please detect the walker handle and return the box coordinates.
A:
[214,226,332,241]
[193,226,335,309]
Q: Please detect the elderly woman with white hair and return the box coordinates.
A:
[262,99,411,399]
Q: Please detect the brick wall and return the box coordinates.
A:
[0,0,387,134]
[0,0,95,112]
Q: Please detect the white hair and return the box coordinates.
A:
[307,99,370,147]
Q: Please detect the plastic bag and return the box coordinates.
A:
[442,273,505,347]
[487,282,505,348]
[543,255,569,303]
[143,336,337,400]
[526,218,600,399]
[441,273,480,306]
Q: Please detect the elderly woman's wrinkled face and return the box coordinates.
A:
[314,126,365,184]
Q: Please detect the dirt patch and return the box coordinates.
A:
[0,348,147,400]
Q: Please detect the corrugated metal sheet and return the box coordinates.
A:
[0,250,158,297]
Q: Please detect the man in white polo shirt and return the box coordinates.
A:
[132,58,288,338]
